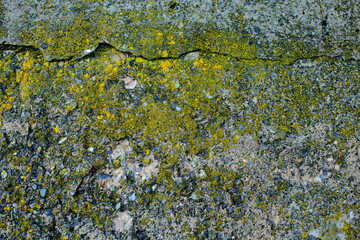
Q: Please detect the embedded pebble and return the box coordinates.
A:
[183,51,200,61]
[40,188,47,197]
[348,211,355,221]
[171,102,182,112]
[202,90,213,99]
[121,154,127,167]
[1,170,7,179]
[83,48,94,55]
[112,211,133,232]
[128,192,137,201]
[121,76,137,89]
[228,206,234,214]
[115,202,121,211]
[100,174,109,179]
[320,175,325,183]
[58,137,68,144]
[199,169,207,178]
[2,50,15,57]
[189,192,199,201]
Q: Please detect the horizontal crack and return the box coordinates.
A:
[0,42,358,64]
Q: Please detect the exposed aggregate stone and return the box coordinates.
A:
[0,1,359,239]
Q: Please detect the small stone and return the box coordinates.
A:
[66,102,77,111]
[239,124,244,130]
[320,174,325,183]
[109,140,132,161]
[2,50,15,57]
[88,147,95,152]
[107,156,112,165]
[308,229,321,238]
[40,188,47,197]
[32,184,37,190]
[58,137,67,144]
[112,211,133,233]
[1,170,7,179]
[348,211,355,221]
[121,76,137,89]
[100,174,109,179]
[199,169,207,178]
[189,192,199,201]
[20,111,26,118]
[111,52,127,62]
[115,202,121,211]
[128,192,137,201]
[183,51,200,61]
[121,154,127,167]
[83,48,93,55]
[203,90,213,99]
[174,81,180,88]
[228,206,234,214]
[171,102,181,112]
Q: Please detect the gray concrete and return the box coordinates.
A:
[1,0,360,60]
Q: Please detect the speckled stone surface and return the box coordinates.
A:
[1,0,360,60]
[0,1,359,239]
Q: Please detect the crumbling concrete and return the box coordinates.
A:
[0,1,359,239]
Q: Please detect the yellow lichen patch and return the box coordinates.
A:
[1,39,360,238]
[160,60,172,72]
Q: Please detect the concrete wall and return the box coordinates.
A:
[0,1,359,239]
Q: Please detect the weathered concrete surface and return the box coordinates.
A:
[0,0,360,60]
[0,1,360,240]
[0,45,359,239]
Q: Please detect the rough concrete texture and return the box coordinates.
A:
[1,0,360,60]
[0,1,359,240]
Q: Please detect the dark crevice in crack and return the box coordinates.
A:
[0,43,38,55]
[49,55,74,62]
[133,48,202,62]
[79,42,133,60]
[0,42,359,65]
